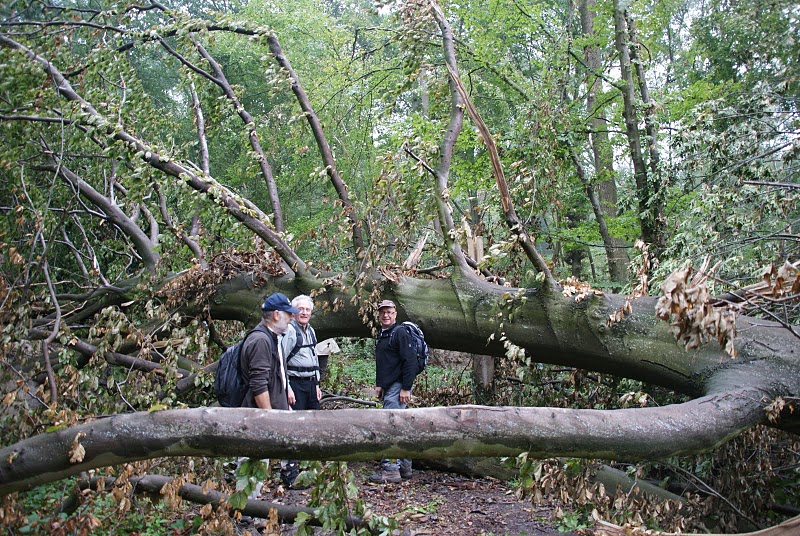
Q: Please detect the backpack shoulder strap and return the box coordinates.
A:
[386,323,403,346]
[244,323,271,344]
[308,325,318,347]
[286,319,303,363]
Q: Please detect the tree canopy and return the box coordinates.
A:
[1,0,798,532]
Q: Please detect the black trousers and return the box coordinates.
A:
[289,377,320,410]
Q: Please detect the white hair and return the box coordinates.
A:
[291,294,314,310]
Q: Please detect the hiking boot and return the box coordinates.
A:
[399,460,412,479]
[368,467,402,483]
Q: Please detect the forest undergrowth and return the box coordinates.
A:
[3,343,800,535]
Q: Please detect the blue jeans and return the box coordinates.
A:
[381,382,412,474]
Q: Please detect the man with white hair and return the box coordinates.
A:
[279,294,321,487]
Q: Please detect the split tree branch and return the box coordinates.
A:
[445,63,556,288]
[427,0,472,275]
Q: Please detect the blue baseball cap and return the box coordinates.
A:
[261,292,300,313]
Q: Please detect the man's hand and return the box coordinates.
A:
[316,385,322,401]
[375,386,383,399]
[400,389,411,405]
[287,387,296,406]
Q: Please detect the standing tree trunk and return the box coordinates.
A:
[472,354,496,405]
[579,0,629,284]
[613,0,666,256]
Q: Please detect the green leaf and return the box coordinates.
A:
[228,490,249,511]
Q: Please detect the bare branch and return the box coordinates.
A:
[72,213,111,286]
[189,80,210,175]
[38,241,60,405]
[190,39,285,232]
[154,182,207,268]
[0,113,72,124]
[743,180,800,190]
[26,328,171,375]
[31,158,159,273]
[0,33,310,276]
[60,228,91,280]
[139,203,159,247]
[266,35,364,255]
[128,474,369,530]
[403,143,437,177]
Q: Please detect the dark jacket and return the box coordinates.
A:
[240,324,289,410]
[375,324,417,391]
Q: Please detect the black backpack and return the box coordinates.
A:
[394,321,430,375]
[214,326,267,407]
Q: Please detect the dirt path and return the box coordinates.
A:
[266,462,573,535]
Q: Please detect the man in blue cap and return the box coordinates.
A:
[240,292,299,410]
[235,292,299,503]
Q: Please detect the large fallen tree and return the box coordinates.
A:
[1,0,798,532]
[3,271,799,494]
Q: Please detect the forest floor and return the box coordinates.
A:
[254,461,582,536]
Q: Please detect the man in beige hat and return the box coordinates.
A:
[369,299,416,483]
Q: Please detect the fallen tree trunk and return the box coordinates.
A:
[416,459,685,504]
[593,465,685,504]
[0,387,774,496]
[129,474,369,531]
[414,457,518,481]
[209,272,800,406]
[54,474,367,530]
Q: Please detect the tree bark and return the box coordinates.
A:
[472,354,496,405]
[612,0,665,254]
[0,387,780,496]
[579,0,628,283]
